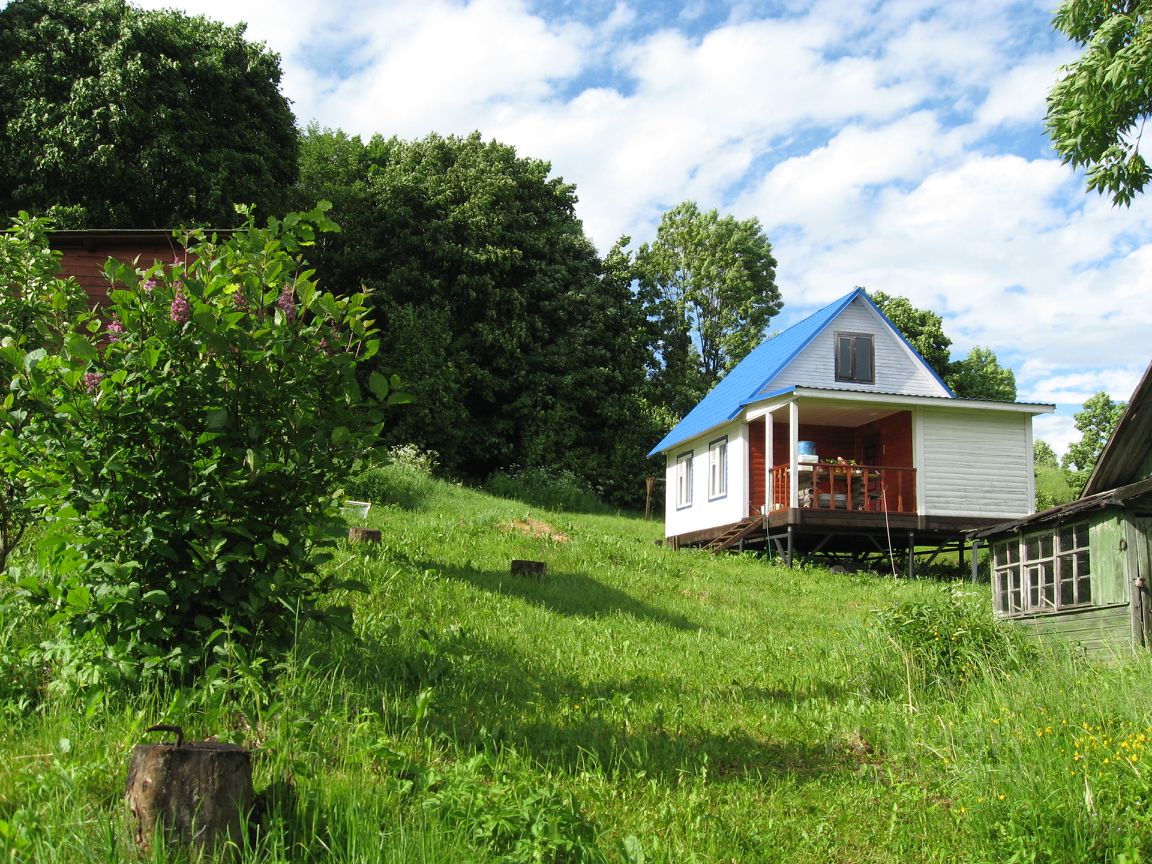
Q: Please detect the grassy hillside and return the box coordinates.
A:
[2,460,1152,862]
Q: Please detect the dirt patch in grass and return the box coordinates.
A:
[504,518,569,543]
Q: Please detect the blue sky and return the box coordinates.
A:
[85,2,1152,448]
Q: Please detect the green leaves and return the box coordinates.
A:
[1046,0,1152,205]
[5,205,400,683]
[0,0,298,227]
[635,201,780,416]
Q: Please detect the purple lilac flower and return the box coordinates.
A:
[84,371,104,393]
[142,278,157,293]
[233,290,248,311]
[170,290,190,324]
[106,317,125,342]
[277,285,297,322]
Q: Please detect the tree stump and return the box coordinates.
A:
[511,559,547,579]
[348,527,382,543]
[124,727,253,857]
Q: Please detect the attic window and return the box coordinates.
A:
[835,333,874,384]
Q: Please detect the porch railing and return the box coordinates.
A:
[768,463,916,514]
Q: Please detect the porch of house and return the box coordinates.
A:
[669,401,1007,574]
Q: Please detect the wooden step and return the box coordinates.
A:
[704,515,764,553]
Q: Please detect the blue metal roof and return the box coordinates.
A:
[648,287,953,456]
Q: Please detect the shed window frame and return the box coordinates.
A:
[708,436,728,501]
[834,332,875,384]
[675,450,694,510]
[992,521,1092,615]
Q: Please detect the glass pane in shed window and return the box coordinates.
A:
[1040,561,1056,609]
[1057,525,1074,552]
[1040,534,1053,559]
[1076,550,1091,577]
[1059,562,1075,606]
[1075,523,1090,549]
[1025,536,1041,561]
[1078,573,1092,604]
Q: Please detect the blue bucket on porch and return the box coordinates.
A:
[798,441,818,463]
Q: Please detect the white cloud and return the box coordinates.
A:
[56,0,1152,423]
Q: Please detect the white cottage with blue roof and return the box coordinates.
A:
[650,288,1054,569]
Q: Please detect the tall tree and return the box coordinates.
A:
[0,0,297,227]
[869,291,1017,400]
[1062,391,1127,493]
[1047,0,1152,205]
[869,291,952,378]
[295,129,655,504]
[636,202,780,417]
[1034,439,1060,468]
[947,346,1017,402]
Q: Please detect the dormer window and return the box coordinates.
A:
[835,332,874,384]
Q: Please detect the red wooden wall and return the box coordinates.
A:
[49,231,187,308]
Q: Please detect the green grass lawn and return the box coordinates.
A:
[2,462,1152,862]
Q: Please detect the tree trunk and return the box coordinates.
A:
[124,734,253,857]
[348,527,382,543]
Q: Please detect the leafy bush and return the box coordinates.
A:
[344,444,441,509]
[485,466,609,513]
[0,214,88,574]
[10,203,405,684]
[870,589,1035,694]
[423,750,601,864]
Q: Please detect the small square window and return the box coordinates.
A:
[835,333,874,384]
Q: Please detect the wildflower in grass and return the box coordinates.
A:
[277,285,297,322]
[170,289,190,323]
[105,317,124,342]
[84,371,103,393]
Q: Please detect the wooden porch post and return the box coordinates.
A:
[788,400,799,509]
[765,410,774,513]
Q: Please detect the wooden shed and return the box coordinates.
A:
[48,229,191,308]
[974,361,1152,656]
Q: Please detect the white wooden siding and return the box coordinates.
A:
[762,297,948,397]
[664,420,747,537]
[919,409,1033,518]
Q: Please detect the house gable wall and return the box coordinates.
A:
[761,297,948,398]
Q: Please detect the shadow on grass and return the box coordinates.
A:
[414,558,701,632]
[312,622,858,788]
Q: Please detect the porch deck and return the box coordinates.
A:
[669,507,1011,576]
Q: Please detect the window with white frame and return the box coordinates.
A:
[675,451,693,509]
[992,522,1092,614]
[835,332,874,384]
[708,437,728,500]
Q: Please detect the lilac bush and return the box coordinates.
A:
[19,203,406,683]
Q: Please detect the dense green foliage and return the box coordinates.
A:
[869,290,1017,400]
[635,202,781,417]
[295,128,662,505]
[0,215,87,573]
[1062,390,1128,493]
[0,0,298,227]
[3,464,1152,862]
[1047,0,1152,205]
[1034,439,1077,509]
[6,204,398,684]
